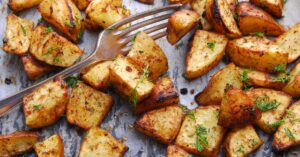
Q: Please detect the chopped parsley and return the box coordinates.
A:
[274,64,286,72]
[240,70,252,90]
[33,104,42,111]
[65,20,76,27]
[175,41,184,49]
[187,110,196,121]
[20,25,26,36]
[255,95,280,112]
[273,64,290,83]
[233,12,238,21]
[180,104,188,113]
[131,33,139,43]
[284,128,296,142]
[236,145,245,154]
[46,47,53,56]
[77,30,84,39]
[107,26,117,31]
[270,119,285,127]
[250,32,265,37]
[66,76,82,88]
[195,125,208,152]
[53,56,60,63]
[38,18,45,23]
[251,139,258,146]
[283,0,287,4]
[45,26,53,33]
[207,42,216,51]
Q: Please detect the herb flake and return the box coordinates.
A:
[20,25,26,36]
[250,32,265,37]
[284,128,296,142]
[255,95,280,112]
[33,104,42,111]
[270,119,285,127]
[207,42,216,51]
[66,76,82,88]
[195,125,208,152]
[45,26,53,33]
[129,66,149,106]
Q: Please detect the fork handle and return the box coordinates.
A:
[0,55,96,116]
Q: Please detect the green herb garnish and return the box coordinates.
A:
[284,128,296,142]
[240,70,252,90]
[46,47,53,56]
[187,110,196,121]
[207,42,216,51]
[251,139,258,146]
[20,25,26,36]
[107,26,117,31]
[45,26,53,33]
[33,104,42,111]
[175,41,184,49]
[255,95,280,112]
[270,119,285,127]
[38,18,45,23]
[250,32,265,37]
[233,12,238,21]
[273,64,290,83]
[53,56,60,63]
[77,30,84,39]
[66,76,82,88]
[195,125,208,152]
[65,20,76,27]
[237,145,245,154]
[180,104,188,113]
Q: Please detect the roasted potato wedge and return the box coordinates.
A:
[23,78,68,128]
[223,125,263,157]
[8,0,42,11]
[67,82,113,130]
[2,14,34,55]
[169,0,191,4]
[109,55,154,104]
[236,2,286,36]
[219,87,261,128]
[127,31,168,81]
[167,145,190,157]
[190,0,213,30]
[137,0,154,4]
[134,105,184,144]
[175,105,226,157]
[195,63,243,105]
[34,134,64,157]
[38,0,84,42]
[275,22,300,63]
[133,76,179,115]
[79,127,128,157]
[273,100,300,151]
[226,0,237,12]
[283,62,300,97]
[226,36,288,72]
[167,10,199,45]
[21,54,54,80]
[30,25,84,67]
[0,131,39,156]
[246,88,292,133]
[206,0,242,38]
[185,30,228,79]
[84,0,130,30]
[250,0,283,17]
[81,60,112,90]
[72,0,91,10]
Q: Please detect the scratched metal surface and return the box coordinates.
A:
[0,0,300,156]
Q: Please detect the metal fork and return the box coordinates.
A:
[0,4,182,116]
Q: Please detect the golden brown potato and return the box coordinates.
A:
[167,145,190,157]
[34,134,64,157]
[2,14,34,55]
[236,2,286,36]
[226,36,288,72]
[223,125,264,157]
[169,0,191,4]
[0,131,39,156]
[218,87,261,128]
[67,82,113,130]
[175,105,226,157]
[185,30,228,79]
[206,0,242,38]
[38,0,84,42]
[127,31,168,81]
[133,76,179,115]
[23,78,68,128]
[275,22,300,63]
[72,0,91,10]
[250,0,283,17]
[190,0,213,30]
[21,54,54,80]
[137,0,154,4]
[273,100,300,151]
[134,105,184,144]
[79,127,128,157]
[246,88,292,133]
[8,0,42,11]
[30,25,84,67]
[226,0,237,12]
[282,62,300,97]
[195,63,243,105]
[84,0,130,30]
[167,10,199,45]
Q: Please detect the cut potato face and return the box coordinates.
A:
[282,62,300,97]
[223,125,263,157]
[133,76,179,115]
[67,82,113,130]
[275,22,300,63]
[34,134,64,157]
[250,0,283,17]
[206,0,242,38]
[175,105,226,157]
[273,100,300,151]
[0,131,39,157]
[195,63,243,105]
[167,10,199,45]
[127,31,168,81]
[23,78,68,128]
[167,145,190,157]
[30,25,84,67]
[190,0,213,30]
[236,2,286,36]
[8,0,42,11]
[2,14,34,55]
[72,0,91,10]
[134,105,184,144]
[226,36,288,72]
[79,127,128,157]
[185,30,228,79]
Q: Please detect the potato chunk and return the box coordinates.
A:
[167,145,190,157]
[8,0,42,11]
[23,78,68,128]
[175,105,225,157]
[34,134,64,157]
[127,32,168,81]
[167,10,199,45]
[134,105,184,144]
[2,14,34,55]
[226,36,288,72]
[195,63,243,105]
[72,0,91,10]
[79,127,128,157]
[250,0,283,17]
[185,30,228,79]
[0,131,39,156]
[223,125,263,157]
[236,2,286,36]
[282,62,300,97]
[30,25,84,67]
[38,0,84,42]
[169,0,191,4]
[67,82,113,130]
[190,0,213,30]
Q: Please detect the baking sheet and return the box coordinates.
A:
[0,0,300,156]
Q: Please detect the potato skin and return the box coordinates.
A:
[8,0,42,11]
[167,145,190,157]
[236,2,286,36]
[34,134,64,157]
[190,0,213,30]
[283,62,300,97]
[250,0,283,17]
[72,0,92,10]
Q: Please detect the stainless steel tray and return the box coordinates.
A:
[0,0,300,156]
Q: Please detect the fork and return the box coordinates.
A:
[0,4,182,116]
